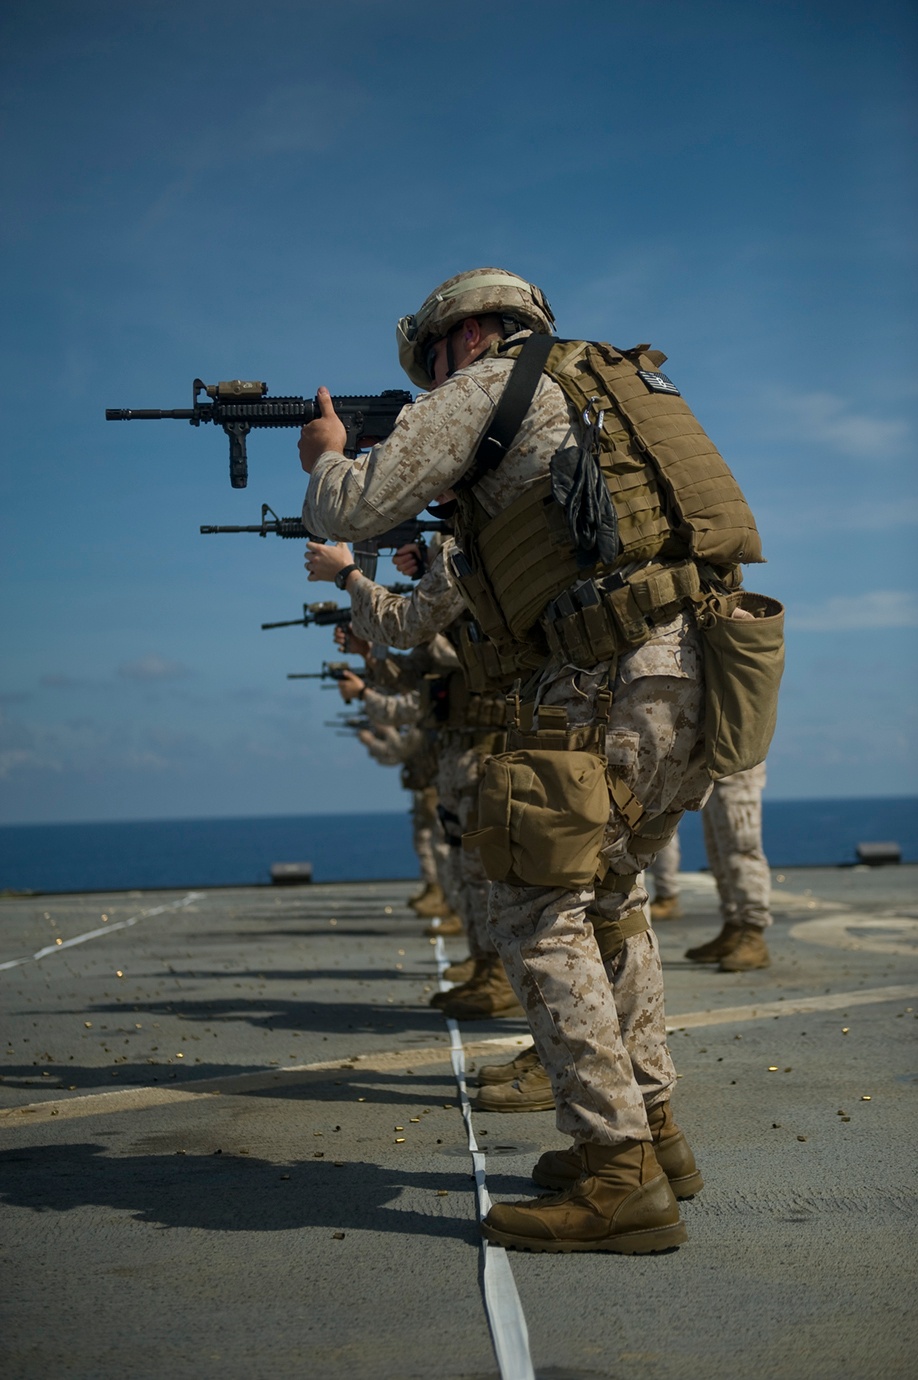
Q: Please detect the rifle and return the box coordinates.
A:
[106,379,412,489]
[265,601,350,631]
[201,505,449,579]
[261,586,414,632]
[287,660,354,684]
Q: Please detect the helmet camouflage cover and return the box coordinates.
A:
[396,267,555,388]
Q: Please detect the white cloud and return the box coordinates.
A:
[765,388,908,460]
[117,656,191,682]
[788,590,918,631]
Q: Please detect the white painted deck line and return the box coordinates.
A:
[0,893,204,971]
[4,983,914,1125]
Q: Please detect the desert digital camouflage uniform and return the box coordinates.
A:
[305,340,707,1148]
[360,638,473,935]
[412,785,449,890]
[488,613,709,1142]
[702,763,771,930]
[650,764,771,926]
[355,721,404,766]
[649,830,681,901]
[350,556,496,961]
[356,712,451,903]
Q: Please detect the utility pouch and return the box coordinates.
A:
[448,544,515,646]
[695,590,785,779]
[454,622,524,694]
[463,696,611,888]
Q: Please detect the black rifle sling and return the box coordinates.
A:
[456,332,556,491]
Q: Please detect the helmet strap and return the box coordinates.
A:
[444,323,461,380]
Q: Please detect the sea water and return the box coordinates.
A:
[1,798,916,895]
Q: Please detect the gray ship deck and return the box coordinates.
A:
[1,866,916,1380]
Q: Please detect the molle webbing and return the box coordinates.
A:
[453,337,762,646]
[475,477,585,640]
[540,339,763,568]
[453,620,532,695]
[542,559,706,664]
[420,670,507,731]
[543,339,673,564]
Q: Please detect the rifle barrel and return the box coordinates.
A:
[105,408,196,420]
[200,524,265,534]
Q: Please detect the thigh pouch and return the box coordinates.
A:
[463,692,614,888]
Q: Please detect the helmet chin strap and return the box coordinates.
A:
[444,324,461,380]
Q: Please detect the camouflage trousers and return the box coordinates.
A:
[649,831,681,900]
[703,763,771,930]
[411,787,450,888]
[436,735,495,956]
[488,612,711,1146]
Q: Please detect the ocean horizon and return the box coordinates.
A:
[1,796,916,896]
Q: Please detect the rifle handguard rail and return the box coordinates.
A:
[106,379,413,488]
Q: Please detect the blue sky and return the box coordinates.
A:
[1,0,915,824]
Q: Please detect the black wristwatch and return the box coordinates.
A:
[334,563,360,590]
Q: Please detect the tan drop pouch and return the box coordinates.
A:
[463,703,611,888]
[698,591,785,780]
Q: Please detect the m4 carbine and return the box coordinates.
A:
[105,379,413,488]
[201,505,449,579]
[325,715,372,735]
[261,587,413,631]
[287,661,354,683]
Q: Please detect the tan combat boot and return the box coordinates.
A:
[684,921,741,963]
[532,1100,703,1199]
[423,909,464,937]
[474,1061,554,1112]
[482,1140,687,1253]
[443,955,476,983]
[476,1044,540,1086]
[428,958,487,1009]
[719,925,770,971]
[409,882,446,917]
[433,956,524,1020]
[646,1101,704,1197]
[651,895,683,922]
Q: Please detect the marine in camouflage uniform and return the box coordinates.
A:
[308,539,521,1016]
[686,762,772,970]
[648,831,682,920]
[299,268,760,1253]
[346,636,474,943]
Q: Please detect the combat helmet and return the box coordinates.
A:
[396,268,555,388]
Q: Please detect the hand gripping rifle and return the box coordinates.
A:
[200,506,449,579]
[261,587,414,632]
[105,379,413,488]
[325,714,372,736]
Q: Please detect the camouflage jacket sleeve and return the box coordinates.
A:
[302,344,574,538]
[360,726,404,766]
[362,686,420,728]
[349,543,465,649]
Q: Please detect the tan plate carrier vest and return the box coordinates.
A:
[452,337,762,666]
[452,337,781,895]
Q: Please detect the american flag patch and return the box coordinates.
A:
[637,370,681,396]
